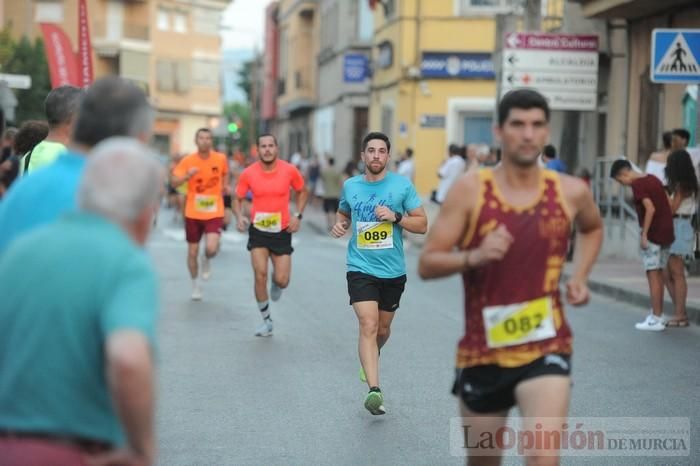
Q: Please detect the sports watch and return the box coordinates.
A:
[393,212,403,224]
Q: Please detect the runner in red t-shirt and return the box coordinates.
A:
[233,134,307,337]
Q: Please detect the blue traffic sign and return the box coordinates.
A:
[651,29,700,83]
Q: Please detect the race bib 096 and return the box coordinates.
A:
[253,212,282,233]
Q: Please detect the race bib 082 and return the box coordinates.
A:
[356,221,393,249]
[194,194,218,213]
[253,212,282,233]
[483,297,556,349]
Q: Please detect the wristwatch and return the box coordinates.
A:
[294,212,303,220]
[393,212,403,224]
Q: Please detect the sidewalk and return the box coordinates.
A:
[561,260,700,324]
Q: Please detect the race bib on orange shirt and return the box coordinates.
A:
[194,194,218,213]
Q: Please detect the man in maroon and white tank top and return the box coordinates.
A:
[419,89,603,464]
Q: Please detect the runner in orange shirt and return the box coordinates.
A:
[233,134,307,336]
[172,128,230,301]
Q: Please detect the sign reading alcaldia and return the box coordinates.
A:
[502,32,600,111]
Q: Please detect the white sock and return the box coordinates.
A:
[192,279,199,289]
[258,300,270,320]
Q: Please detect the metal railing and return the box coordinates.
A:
[593,157,640,241]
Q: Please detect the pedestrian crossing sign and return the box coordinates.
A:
[651,29,700,83]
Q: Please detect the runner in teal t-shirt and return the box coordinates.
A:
[331,131,427,416]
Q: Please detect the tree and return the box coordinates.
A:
[237,59,254,104]
[2,33,51,124]
[224,102,251,152]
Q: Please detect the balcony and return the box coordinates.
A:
[92,21,151,57]
[575,0,696,19]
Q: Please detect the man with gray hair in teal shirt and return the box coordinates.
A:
[0,138,163,466]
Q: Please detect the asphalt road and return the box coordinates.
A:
[150,213,699,466]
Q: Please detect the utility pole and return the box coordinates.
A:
[249,52,258,155]
[524,0,542,32]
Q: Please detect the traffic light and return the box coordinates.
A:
[227,122,239,133]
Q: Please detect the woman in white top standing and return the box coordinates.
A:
[664,149,698,327]
[646,131,672,185]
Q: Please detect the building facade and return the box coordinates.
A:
[276,0,319,159]
[369,0,503,194]
[577,0,700,164]
[314,0,373,168]
[3,0,230,156]
[260,1,280,134]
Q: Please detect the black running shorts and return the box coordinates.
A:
[452,353,572,414]
[346,271,407,312]
[247,225,293,256]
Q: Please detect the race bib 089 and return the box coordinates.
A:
[356,221,393,250]
[483,297,556,349]
[194,194,218,213]
[253,212,282,233]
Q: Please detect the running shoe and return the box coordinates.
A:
[364,391,385,415]
[191,285,203,301]
[255,318,273,337]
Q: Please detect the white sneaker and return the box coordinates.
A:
[270,282,282,302]
[201,257,211,281]
[191,285,203,301]
[255,318,273,337]
[635,314,665,331]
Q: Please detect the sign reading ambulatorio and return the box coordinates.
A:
[502,32,599,111]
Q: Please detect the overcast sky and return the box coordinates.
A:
[220,0,275,51]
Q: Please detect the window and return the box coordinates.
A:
[173,13,188,33]
[381,106,393,137]
[157,8,169,31]
[457,0,516,15]
[357,0,374,42]
[35,1,64,23]
[156,60,174,92]
[279,29,288,80]
[462,115,493,146]
[192,60,219,88]
[320,3,338,55]
[174,61,191,93]
[193,7,221,35]
[383,0,397,18]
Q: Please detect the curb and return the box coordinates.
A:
[561,272,700,325]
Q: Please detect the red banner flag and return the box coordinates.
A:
[77,0,94,87]
[40,23,81,88]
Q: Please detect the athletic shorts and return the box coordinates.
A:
[223,194,232,209]
[452,353,571,414]
[247,225,293,255]
[346,271,407,312]
[185,217,223,243]
[323,198,340,213]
